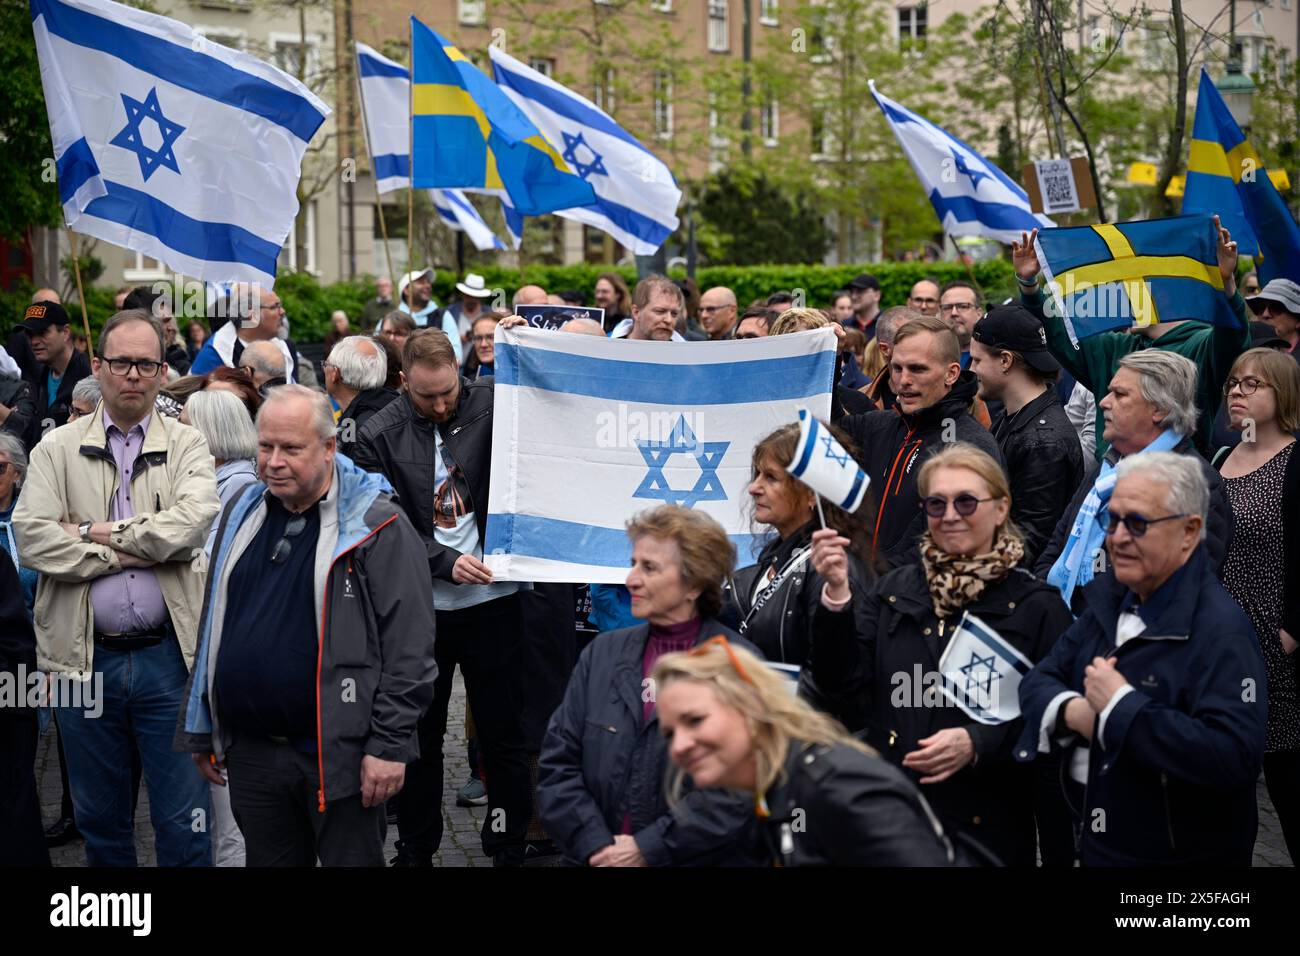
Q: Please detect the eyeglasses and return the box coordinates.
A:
[698,305,733,314]
[910,297,939,307]
[688,636,756,686]
[1223,376,1273,396]
[102,357,164,378]
[920,494,997,518]
[1098,510,1187,537]
[939,302,979,314]
[472,334,496,344]
[270,515,308,564]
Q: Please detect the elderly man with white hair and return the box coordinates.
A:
[1017,451,1267,866]
[177,384,436,866]
[238,340,288,396]
[1036,349,1233,613]
[324,335,396,462]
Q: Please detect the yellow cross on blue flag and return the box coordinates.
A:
[1183,68,1300,284]
[409,17,595,216]
[1034,215,1236,345]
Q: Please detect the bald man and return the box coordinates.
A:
[239,340,287,394]
[31,288,61,305]
[513,285,549,307]
[698,287,738,340]
[560,318,605,336]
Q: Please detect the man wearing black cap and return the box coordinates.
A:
[970,305,1084,564]
[845,273,881,338]
[19,301,90,448]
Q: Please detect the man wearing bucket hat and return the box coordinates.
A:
[1248,278,1300,364]
[970,305,1084,565]
[445,273,495,352]
[396,268,463,365]
[18,301,91,448]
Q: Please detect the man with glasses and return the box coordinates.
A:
[1018,451,1267,866]
[1036,350,1233,614]
[14,309,219,866]
[907,278,941,317]
[938,281,981,369]
[178,385,434,865]
[697,286,739,340]
[189,282,296,383]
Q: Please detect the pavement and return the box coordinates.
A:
[36,670,1294,867]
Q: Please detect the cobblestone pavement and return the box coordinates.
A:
[37,670,1293,867]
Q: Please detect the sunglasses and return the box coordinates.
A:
[270,515,308,564]
[920,494,997,518]
[1097,510,1187,537]
[688,636,756,687]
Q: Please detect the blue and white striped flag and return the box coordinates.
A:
[870,81,1052,244]
[432,189,507,252]
[33,0,329,285]
[938,613,1034,725]
[489,47,681,256]
[483,328,837,582]
[356,41,410,194]
[787,408,870,513]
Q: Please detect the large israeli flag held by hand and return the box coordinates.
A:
[32,0,329,285]
[490,47,681,255]
[938,613,1033,725]
[484,328,837,583]
[870,81,1052,244]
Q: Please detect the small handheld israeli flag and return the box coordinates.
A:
[937,613,1033,725]
[786,408,870,513]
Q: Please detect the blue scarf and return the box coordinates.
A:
[1047,427,1183,606]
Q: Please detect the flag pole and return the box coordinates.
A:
[946,230,984,301]
[376,202,397,293]
[406,17,415,287]
[66,228,95,360]
[814,495,827,530]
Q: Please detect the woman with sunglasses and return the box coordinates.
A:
[537,504,762,866]
[1215,347,1300,863]
[807,442,1072,866]
[653,638,957,866]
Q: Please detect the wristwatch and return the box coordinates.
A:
[78,520,93,543]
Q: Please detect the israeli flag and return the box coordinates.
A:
[356,41,410,194]
[870,81,1053,244]
[787,408,870,513]
[432,189,506,252]
[483,328,837,583]
[489,47,681,255]
[937,613,1034,725]
[32,0,329,285]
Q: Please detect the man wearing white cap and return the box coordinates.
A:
[1248,278,1300,364]
[445,274,495,353]
[396,268,462,365]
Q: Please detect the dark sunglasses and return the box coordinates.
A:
[1098,510,1187,537]
[920,494,997,518]
[270,515,308,564]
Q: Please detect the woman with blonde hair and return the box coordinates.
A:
[806,442,1072,866]
[653,638,956,866]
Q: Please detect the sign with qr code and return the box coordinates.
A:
[1034,159,1081,214]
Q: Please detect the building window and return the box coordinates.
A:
[898,5,927,54]
[282,201,317,275]
[1140,20,1166,70]
[760,0,778,25]
[124,253,168,283]
[196,28,245,52]
[708,0,730,52]
[594,68,616,115]
[761,96,778,145]
[651,0,672,11]
[272,37,317,81]
[654,72,673,139]
[458,0,487,25]
[529,58,555,78]
[811,108,832,159]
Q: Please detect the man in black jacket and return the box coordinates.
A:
[970,305,1083,564]
[0,372,35,443]
[0,548,48,865]
[843,315,1004,567]
[18,301,91,448]
[323,335,395,462]
[353,329,533,866]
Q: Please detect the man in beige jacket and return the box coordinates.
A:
[14,309,218,866]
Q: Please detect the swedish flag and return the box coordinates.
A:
[1035,215,1236,344]
[1183,68,1300,284]
[408,17,594,216]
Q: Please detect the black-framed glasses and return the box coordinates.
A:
[921,494,997,518]
[1098,510,1187,537]
[1223,376,1273,396]
[270,515,308,564]
[939,302,980,314]
[102,356,164,378]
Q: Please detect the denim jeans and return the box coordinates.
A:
[57,637,211,866]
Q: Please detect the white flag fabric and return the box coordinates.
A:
[869,81,1052,244]
[489,47,681,255]
[355,41,410,194]
[432,189,506,251]
[33,0,329,285]
[483,328,837,583]
[787,407,870,513]
[937,613,1034,725]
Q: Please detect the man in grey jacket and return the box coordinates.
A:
[177,386,436,866]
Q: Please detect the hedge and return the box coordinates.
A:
[3,260,1018,345]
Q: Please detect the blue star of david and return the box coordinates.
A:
[950,147,990,191]
[820,434,851,468]
[633,416,729,510]
[959,651,998,698]
[561,131,608,180]
[110,87,185,182]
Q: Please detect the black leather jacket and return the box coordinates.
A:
[352,377,494,583]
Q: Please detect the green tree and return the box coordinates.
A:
[695,166,831,265]
[0,0,62,242]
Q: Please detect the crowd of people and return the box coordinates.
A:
[1,227,1298,869]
